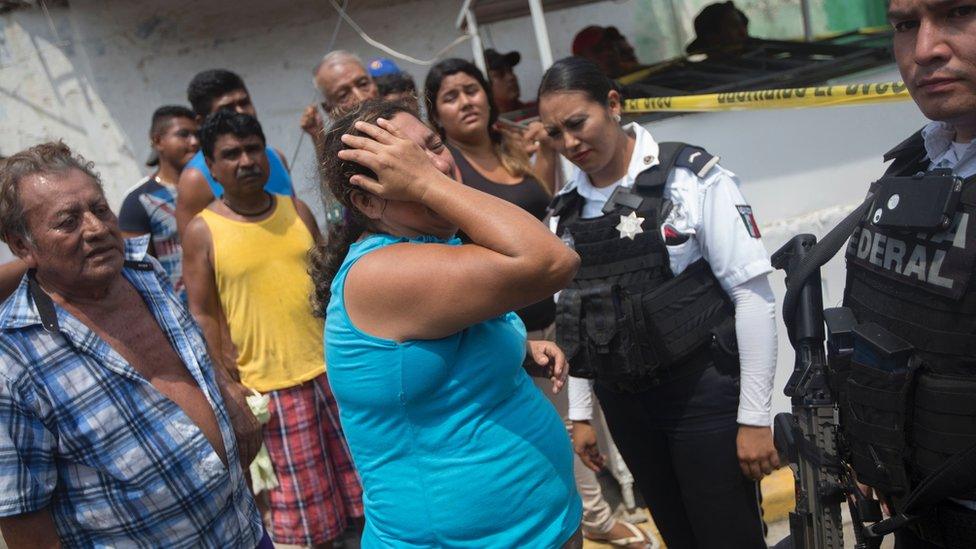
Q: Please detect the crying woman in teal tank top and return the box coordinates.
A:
[310,100,582,548]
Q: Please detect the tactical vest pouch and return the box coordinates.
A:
[911,502,976,549]
[641,259,735,368]
[873,170,963,232]
[825,307,857,403]
[912,371,976,500]
[844,322,916,496]
[557,285,660,383]
[555,289,586,375]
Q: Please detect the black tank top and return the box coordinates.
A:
[449,144,556,331]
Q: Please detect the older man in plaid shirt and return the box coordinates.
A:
[0,142,270,548]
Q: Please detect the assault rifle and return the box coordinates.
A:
[772,234,883,549]
[773,179,976,548]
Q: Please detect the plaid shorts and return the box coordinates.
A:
[264,373,364,545]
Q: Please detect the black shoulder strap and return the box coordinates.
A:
[124,259,155,271]
[868,440,976,537]
[781,194,876,344]
[26,270,59,334]
[674,143,720,178]
[548,189,584,232]
[964,174,976,207]
[633,142,717,193]
[883,129,928,176]
[25,262,154,336]
[781,130,935,342]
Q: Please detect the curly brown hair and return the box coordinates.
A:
[310,99,418,317]
[0,141,101,244]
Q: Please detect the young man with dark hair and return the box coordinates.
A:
[176,69,294,237]
[182,111,363,549]
[119,105,199,303]
[685,1,751,56]
[375,71,419,112]
[485,48,533,115]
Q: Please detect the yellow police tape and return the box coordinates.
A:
[623,81,911,114]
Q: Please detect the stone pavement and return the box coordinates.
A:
[0,469,896,548]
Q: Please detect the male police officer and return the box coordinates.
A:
[837,2,976,548]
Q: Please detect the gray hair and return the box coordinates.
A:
[313,50,366,92]
[0,141,102,244]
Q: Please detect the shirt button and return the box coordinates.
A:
[643,155,655,165]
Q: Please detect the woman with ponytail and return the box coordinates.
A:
[539,57,778,548]
[311,99,583,548]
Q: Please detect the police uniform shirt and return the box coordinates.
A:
[922,121,976,177]
[562,122,773,289]
[561,123,776,426]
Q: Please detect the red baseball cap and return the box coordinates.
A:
[572,26,606,56]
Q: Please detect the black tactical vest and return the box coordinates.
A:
[840,130,976,503]
[551,143,737,393]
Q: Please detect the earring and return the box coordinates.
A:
[613,113,622,123]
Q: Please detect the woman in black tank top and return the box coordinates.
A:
[425,59,557,333]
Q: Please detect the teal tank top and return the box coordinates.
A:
[326,233,581,548]
[184,148,293,198]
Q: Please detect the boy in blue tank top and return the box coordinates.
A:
[176,69,295,235]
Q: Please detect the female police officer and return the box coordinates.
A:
[539,57,778,548]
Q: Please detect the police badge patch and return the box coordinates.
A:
[736,205,761,238]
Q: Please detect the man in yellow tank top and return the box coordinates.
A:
[182,111,363,549]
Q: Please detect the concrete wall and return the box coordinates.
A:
[0,0,887,215]
[0,0,649,220]
[1,0,929,416]
[2,0,482,218]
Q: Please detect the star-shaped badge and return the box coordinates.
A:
[616,211,645,240]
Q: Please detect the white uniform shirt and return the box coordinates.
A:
[559,123,776,426]
[564,123,772,290]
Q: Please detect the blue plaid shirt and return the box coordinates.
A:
[0,237,263,548]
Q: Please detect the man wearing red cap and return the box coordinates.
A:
[572,26,644,78]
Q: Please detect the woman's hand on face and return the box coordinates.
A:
[527,339,568,394]
[338,118,442,203]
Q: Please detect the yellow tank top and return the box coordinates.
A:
[199,197,324,392]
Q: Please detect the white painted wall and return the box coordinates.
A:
[1,0,471,218]
[0,0,647,219]
[0,1,934,417]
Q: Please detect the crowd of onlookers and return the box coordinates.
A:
[0,3,756,547]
